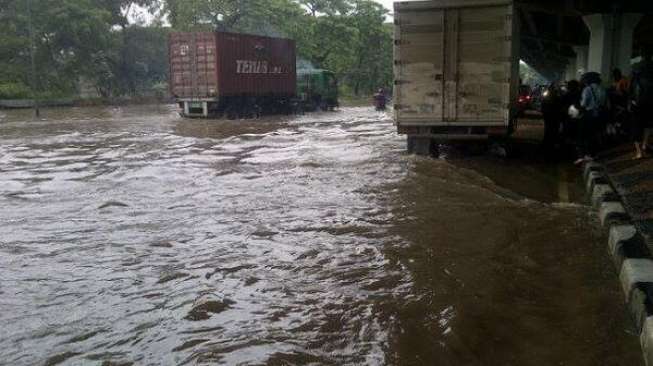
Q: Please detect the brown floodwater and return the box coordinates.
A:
[0,105,643,365]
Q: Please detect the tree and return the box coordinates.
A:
[0,0,30,94]
[344,0,392,94]
[0,0,394,99]
[298,0,350,17]
[118,26,170,95]
[164,0,262,31]
[0,0,172,98]
[93,0,157,28]
[0,0,114,97]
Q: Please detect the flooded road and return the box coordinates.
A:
[0,105,643,365]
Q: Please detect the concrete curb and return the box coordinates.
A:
[600,201,629,226]
[642,318,653,365]
[591,184,616,208]
[583,161,604,182]
[583,162,653,366]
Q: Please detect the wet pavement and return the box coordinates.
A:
[0,105,644,365]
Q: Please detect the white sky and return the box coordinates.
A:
[377,0,395,13]
[377,0,422,17]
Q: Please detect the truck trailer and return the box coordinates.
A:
[169,32,297,118]
[169,32,339,118]
[393,0,519,154]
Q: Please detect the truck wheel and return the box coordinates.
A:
[407,136,436,156]
[488,138,513,158]
[225,106,238,120]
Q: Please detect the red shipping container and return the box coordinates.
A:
[169,32,296,100]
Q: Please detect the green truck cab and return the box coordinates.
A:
[297,69,339,111]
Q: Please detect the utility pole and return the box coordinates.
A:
[27,0,40,118]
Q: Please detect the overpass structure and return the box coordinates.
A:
[517,0,653,81]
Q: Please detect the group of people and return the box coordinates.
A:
[540,52,653,165]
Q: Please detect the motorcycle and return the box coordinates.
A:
[373,92,387,111]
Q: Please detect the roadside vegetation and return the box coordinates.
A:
[0,0,392,102]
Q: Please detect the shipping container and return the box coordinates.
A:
[393,0,519,153]
[169,32,296,118]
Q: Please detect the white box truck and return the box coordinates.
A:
[393,0,519,154]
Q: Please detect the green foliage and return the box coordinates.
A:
[37,0,114,93]
[116,26,171,96]
[0,0,169,99]
[0,0,393,100]
[164,0,262,32]
[93,0,158,28]
[0,0,114,97]
[151,81,169,98]
[0,82,31,99]
[299,0,350,16]
[342,1,392,95]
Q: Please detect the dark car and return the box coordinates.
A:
[517,85,532,117]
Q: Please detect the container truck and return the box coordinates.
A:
[297,69,339,111]
[169,31,339,118]
[169,32,296,118]
[393,0,519,154]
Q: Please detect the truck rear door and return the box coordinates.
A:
[169,32,218,100]
[453,5,515,126]
[394,0,517,134]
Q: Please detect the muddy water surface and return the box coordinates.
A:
[0,106,643,365]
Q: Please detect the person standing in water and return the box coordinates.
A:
[630,51,653,159]
[575,72,608,165]
[373,88,387,111]
[541,82,564,154]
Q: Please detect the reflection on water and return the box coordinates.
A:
[0,105,642,365]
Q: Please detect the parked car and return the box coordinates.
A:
[517,85,533,117]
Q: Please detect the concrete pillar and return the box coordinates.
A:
[616,14,642,76]
[584,14,612,76]
[565,57,577,81]
[583,13,642,78]
[573,46,589,78]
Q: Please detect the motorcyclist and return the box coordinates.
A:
[373,88,387,111]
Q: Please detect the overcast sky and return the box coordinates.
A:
[376,0,395,13]
[377,0,422,17]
